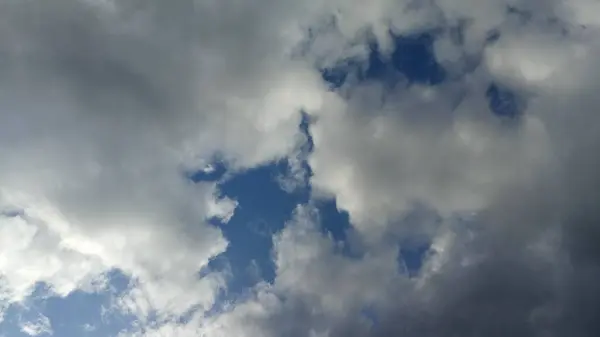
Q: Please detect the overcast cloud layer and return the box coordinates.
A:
[1,0,600,336]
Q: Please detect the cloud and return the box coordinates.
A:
[197,206,400,337]
[0,0,325,328]
[19,313,53,336]
[3,0,600,336]
[197,1,600,337]
[309,82,552,240]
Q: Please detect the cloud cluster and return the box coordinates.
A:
[0,0,322,327]
[203,1,600,336]
[2,0,600,336]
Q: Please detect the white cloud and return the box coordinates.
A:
[19,314,53,336]
[308,83,552,241]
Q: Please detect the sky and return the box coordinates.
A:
[1,0,600,336]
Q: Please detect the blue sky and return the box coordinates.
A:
[1,1,600,337]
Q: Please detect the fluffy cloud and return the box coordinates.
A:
[3,0,600,336]
[309,83,551,239]
[201,1,600,337]
[197,206,403,337]
[0,0,324,328]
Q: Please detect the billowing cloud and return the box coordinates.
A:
[200,1,600,336]
[0,0,324,328]
[2,0,600,336]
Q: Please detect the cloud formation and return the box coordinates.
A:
[0,0,321,328]
[2,0,600,336]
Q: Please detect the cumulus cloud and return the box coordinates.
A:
[200,1,600,336]
[3,0,600,336]
[0,0,324,328]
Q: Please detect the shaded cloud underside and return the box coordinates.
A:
[1,0,600,336]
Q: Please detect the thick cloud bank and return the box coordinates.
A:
[1,0,600,336]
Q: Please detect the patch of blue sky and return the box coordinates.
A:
[399,244,433,277]
[314,199,351,248]
[321,31,446,89]
[216,161,305,290]
[191,112,368,303]
[389,204,441,277]
[390,33,446,85]
[0,270,132,337]
[322,28,524,123]
[44,270,132,337]
[486,83,524,119]
[1,302,39,337]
